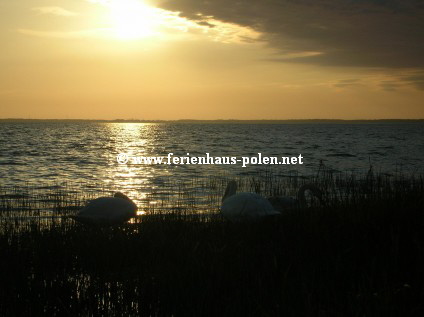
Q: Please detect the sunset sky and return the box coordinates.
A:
[1,0,423,119]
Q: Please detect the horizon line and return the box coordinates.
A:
[1,118,424,123]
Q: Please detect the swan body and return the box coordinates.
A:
[71,192,137,225]
[268,196,297,210]
[221,181,280,222]
[268,184,323,212]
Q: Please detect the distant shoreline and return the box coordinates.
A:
[1,118,424,124]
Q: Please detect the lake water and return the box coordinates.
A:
[1,121,423,201]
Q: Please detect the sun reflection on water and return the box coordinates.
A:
[104,123,160,212]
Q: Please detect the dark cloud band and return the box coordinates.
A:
[158,0,424,69]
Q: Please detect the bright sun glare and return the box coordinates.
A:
[90,0,260,43]
[107,0,160,39]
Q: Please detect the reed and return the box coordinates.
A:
[0,167,423,316]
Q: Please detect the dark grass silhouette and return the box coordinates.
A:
[0,168,423,316]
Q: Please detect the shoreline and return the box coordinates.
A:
[1,118,424,124]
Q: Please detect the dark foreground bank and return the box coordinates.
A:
[0,172,423,316]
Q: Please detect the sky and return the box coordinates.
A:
[0,0,423,120]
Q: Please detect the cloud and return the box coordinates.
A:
[369,71,424,91]
[82,0,260,44]
[380,80,400,91]
[157,0,424,69]
[17,28,105,39]
[333,79,363,88]
[32,6,78,17]
[401,72,424,90]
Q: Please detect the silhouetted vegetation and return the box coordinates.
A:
[1,167,423,316]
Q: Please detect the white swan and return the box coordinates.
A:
[221,180,280,222]
[268,184,323,212]
[71,192,137,225]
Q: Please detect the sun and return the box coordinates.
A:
[107,0,160,40]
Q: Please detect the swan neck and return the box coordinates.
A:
[222,181,237,202]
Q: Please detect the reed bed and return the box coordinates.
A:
[0,166,423,316]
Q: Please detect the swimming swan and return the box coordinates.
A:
[268,184,323,212]
[71,192,137,225]
[221,180,280,222]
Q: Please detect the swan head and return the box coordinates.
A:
[297,184,324,207]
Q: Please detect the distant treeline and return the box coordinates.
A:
[1,118,424,124]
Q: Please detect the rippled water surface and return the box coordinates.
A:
[1,121,423,196]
